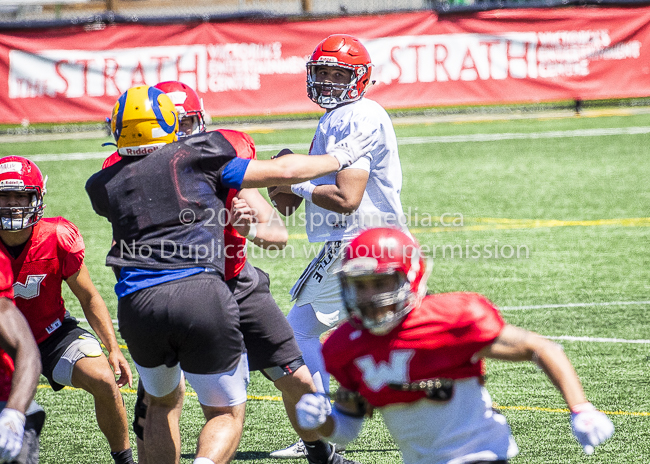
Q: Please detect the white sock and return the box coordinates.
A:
[193,458,215,464]
[287,303,330,394]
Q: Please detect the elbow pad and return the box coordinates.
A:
[327,406,364,447]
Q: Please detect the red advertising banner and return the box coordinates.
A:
[0,8,649,124]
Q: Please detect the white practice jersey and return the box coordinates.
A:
[381,379,519,464]
[304,98,407,243]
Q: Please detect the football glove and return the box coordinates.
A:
[570,402,614,455]
[0,408,26,462]
[296,393,332,430]
[326,131,373,171]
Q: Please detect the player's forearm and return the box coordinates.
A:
[533,337,588,409]
[241,155,340,188]
[83,298,121,353]
[311,184,360,215]
[2,312,40,412]
[7,342,40,413]
[250,220,288,249]
[0,302,39,412]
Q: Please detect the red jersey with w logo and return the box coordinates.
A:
[0,217,84,344]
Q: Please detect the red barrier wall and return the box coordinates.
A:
[1,8,649,123]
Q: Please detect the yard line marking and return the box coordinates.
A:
[255,126,650,152]
[493,404,650,417]
[22,126,650,160]
[546,335,650,344]
[285,217,650,239]
[108,335,650,349]
[83,299,650,326]
[393,126,650,146]
[27,151,113,162]
[36,385,650,417]
[500,300,650,310]
[409,217,650,234]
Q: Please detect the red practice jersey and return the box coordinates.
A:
[323,292,505,408]
[0,218,84,344]
[0,253,14,401]
[102,129,257,281]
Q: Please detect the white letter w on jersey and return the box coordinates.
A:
[354,350,415,392]
[13,274,46,299]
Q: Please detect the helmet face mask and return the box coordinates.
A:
[307,34,373,110]
[111,85,178,156]
[154,81,206,137]
[342,272,413,335]
[0,157,46,231]
[178,114,201,138]
[340,228,431,335]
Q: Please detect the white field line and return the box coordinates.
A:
[499,300,650,310]
[546,335,650,344]
[81,300,650,343]
[22,126,650,161]
[27,151,114,162]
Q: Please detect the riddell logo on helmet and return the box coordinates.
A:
[0,179,25,189]
[122,146,160,156]
[318,56,338,62]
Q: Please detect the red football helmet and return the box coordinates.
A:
[0,156,46,231]
[307,34,373,109]
[154,81,206,136]
[340,228,430,335]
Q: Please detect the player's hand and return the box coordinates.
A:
[570,403,614,454]
[230,196,258,237]
[0,408,25,462]
[326,130,374,171]
[296,393,332,430]
[108,349,133,388]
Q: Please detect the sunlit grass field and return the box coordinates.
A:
[3,109,649,463]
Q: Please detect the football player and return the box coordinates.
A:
[110,81,350,464]
[0,252,42,464]
[268,34,407,459]
[102,80,206,170]
[86,85,371,464]
[0,156,136,464]
[294,228,615,464]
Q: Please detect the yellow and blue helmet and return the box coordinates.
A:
[111,85,178,156]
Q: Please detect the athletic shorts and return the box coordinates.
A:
[230,265,302,372]
[118,272,244,375]
[38,316,100,391]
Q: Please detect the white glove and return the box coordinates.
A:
[570,403,614,455]
[326,131,374,171]
[0,408,26,462]
[296,393,332,430]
